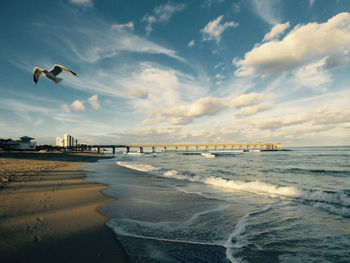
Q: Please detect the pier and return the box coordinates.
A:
[85,143,282,153]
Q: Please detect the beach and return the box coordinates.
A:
[0,152,128,263]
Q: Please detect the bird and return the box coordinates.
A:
[33,64,78,84]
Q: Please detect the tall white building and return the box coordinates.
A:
[56,134,78,148]
[56,137,64,147]
[63,134,71,147]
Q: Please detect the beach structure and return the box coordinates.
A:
[17,136,37,150]
[0,136,36,151]
[86,142,282,153]
[123,143,282,153]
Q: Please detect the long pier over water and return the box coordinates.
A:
[87,143,282,153]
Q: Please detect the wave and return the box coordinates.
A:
[106,205,232,247]
[286,168,350,176]
[311,202,350,217]
[116,161,160,172]
[163,170,350,216]
[115,161,350,217]
[106,221,221,247]
[224,205,273,263]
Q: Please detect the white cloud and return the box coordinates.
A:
[232,3,241,13]
[111,22,134,31]
[53,19,183,63]
[62,62,206,109]
[203,0,225,8]
[144,92,268,125]
[324,53,350,69]
[230,93,266,108]
[142,3,186,35]
[0,98,55,115]
[128,88,148,99]
[292,58,331,90]
[251,106,350,130]
[70,0,93,7]
[61,104,71,113]
[263,22,290,42]
[72,100,86,111]
[201,15,238,43]
[234,12,350,77]
[214,62,224,69]
[122,63,208,111]
[250,0,280,25]
[88,95,100,110]
[236,104,274,117]
[188,40,195,47]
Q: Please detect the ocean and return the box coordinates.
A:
[84,146,350,263]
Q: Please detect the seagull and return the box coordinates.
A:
[33,64,78,84]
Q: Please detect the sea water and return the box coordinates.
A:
[84,147,350,263]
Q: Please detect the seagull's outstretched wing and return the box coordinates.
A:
[49,64,78,77]
[33,67,44,84]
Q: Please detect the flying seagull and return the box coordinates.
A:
[33,64,78,84]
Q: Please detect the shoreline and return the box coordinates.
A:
[0,152,128,263]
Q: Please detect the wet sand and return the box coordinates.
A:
[0,152,128,263]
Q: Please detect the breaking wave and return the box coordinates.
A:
[116,161,160,172]
[116,161,350,217]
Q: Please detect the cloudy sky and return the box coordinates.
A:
[1,0,350,146]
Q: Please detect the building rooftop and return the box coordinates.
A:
[20,136,34,140]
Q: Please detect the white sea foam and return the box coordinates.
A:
[224,205,273,263]
[116,161,160,172]
[201,152,215,158]
[124,152,143,156]
[298,189,350,207]
[204,177,299,198]
[106,220,222,246]
[116,161,350,212]
[111,204,231,233]
[161,169,350,212]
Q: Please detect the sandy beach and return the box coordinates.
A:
[0,152,128,263]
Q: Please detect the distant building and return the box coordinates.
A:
[17,136,36,150]
[56,137,64,147]
[56,134,78,148]
[0,136,36,151]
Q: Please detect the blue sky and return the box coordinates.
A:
[1,0,350,146]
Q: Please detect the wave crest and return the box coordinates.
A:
[116,161,160,172]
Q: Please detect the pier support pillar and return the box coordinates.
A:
[112,147,115,154]
[126,147,130,153]
[205,146,209,151]
[164,147,168,152]
[140,147,144,153]
[152,147,156,153]
[175,146,179,152]
[97,147,100,153]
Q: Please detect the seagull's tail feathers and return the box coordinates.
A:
[54,78,63,84]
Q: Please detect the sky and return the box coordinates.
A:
[1,0,350,146]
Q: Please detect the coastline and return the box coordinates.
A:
[0,152,128,263]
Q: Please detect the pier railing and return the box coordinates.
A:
[84,143,282,153]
